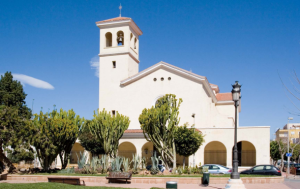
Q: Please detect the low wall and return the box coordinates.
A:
[1,175,284,184]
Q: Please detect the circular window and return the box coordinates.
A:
[161,77,164,81]
[153,78,157,81]
[168,77,171,80]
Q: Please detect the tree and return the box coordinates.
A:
[291,143,300,163]
[277,140,288,172]
[88,109,130,158]
[290,142,300,163]
[139,94,182,170]
[0,72,32,172]
[174,123,204,169]
[6,146,34,163]
[279,70,300,115]
[79,120,105,157]
[29,108,84,171]
[270,141,280,166]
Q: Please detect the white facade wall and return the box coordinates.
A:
[95,18,271,168]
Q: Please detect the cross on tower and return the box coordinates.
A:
[119,4,122,17]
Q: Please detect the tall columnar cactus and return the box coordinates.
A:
[139,94,182,170]
[88,109,130,158]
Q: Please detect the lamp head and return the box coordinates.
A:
[231,81,241,102]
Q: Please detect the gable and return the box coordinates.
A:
[120,61,218,103]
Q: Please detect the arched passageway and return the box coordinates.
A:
[204,141,227,166]
[232,141,256,166]
[142,142,154,166]
[118,142,136,161]
[70,143,85,164]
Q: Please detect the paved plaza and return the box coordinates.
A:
[1,178,300,189]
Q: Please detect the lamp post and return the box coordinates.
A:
[231,81,241,179]
[287,117,293,177]
[225,81,245,189]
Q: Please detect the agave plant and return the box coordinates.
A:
[150,152,160,175]
[99,155,109,174]
[122,157,130,172]
[131,154,141,174]
[111,156,123,172]
[90,157,101,172]
[141,157,147,170]
[76,152,88,169]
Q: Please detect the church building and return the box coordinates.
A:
[70,16,270,168]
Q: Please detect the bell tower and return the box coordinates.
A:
[96,17,143,110]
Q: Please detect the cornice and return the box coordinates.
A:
[98,52,140,63]
[96,19,143,36]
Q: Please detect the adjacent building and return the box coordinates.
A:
[275,123,300,144]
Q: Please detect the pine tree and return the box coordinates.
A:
[0,72,32,172]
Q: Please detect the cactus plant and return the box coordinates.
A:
[141,157,147,170]
[150,152,160,175]
[122,157,130,172]
[131,154,141,174]
[76,152,88,169]
[111,156,123,172]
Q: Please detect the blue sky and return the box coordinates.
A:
[1,0,299,139]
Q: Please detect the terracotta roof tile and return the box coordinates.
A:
[216,93,232,101]
[124,128,202,133]
[96,17,131,24]
[124,129,143,133]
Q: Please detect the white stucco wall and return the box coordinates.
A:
[96,19,271,168]
[192,126,270,167]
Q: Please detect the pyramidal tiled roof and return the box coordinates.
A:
[96,17,131,24]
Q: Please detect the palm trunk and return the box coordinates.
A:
[183,156,185,169]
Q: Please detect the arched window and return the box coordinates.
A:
[130,33,133,40]
[105,32,112,47]
[134,38,137,49]
[117,31,124,46]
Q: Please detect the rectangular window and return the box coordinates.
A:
[291,132,295,135]
[112,110,115,116]
[112,61,116,68]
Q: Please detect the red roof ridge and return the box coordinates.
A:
[216,92,232,101]
[96,17,131,24]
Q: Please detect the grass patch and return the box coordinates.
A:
[0,182,134,189]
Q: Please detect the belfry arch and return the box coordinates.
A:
[105,32,112,47]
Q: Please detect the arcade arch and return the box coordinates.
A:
[232,141,256,166]
[204,141,227,166]
[118,142,136,161]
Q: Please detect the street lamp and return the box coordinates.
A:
[231,81,241,179]
[287,117,293,177]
